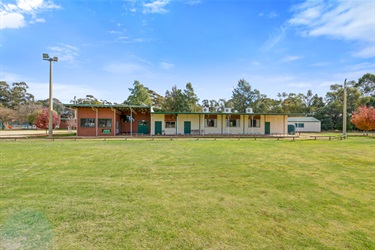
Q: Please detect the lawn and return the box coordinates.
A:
[0,137,374,249]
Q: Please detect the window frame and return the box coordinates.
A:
[80,118,95,128]
[165,121,176,128]
[205,119,217,127]
[98,118,112,128]
[295,123,304,128]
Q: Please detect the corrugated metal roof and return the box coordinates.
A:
[64,104,150,108]
[152,111,291,115]
[288,117,320,122]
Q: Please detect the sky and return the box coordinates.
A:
[1,0,374,104]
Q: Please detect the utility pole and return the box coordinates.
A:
[343,79,347,139]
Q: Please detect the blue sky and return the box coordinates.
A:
[1,0,374,104]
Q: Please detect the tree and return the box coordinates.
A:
[9,82,34,109]
[34,108,61,132]
[162,83,199,112]
[324,82,365,130]
[356,73,375,97]
[202,99,219,112]
[350,106,375,134]
[254,95,282,113]
[73,95,102,104]
[183,82,199,112]
[125,80,152,106]
[0,107,15,129]
[163,85,187,112]
[355,73,375,107]
[16,103,42,125]
[231,79,258,113]
[0,81,11,107]
[277,92,306,113]
[217,98,233,112]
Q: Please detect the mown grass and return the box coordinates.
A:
[0,137,374,249]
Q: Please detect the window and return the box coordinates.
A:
[98,119,112,128]
[295,123,304,128]
[165,121,176,128]
[205,119,217,127]
[226,115,240,127]
[205,115,217,127]
[227,119,240,127]
[249,118,261,127]
[80,118,95,128]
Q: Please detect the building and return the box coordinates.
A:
[288,117,321,133]
[65,104,290,136]
[151,112,288,135]
[64,104,150,137]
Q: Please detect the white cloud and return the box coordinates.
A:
[143,0,169,14]
[0,0,60,29]
[260,23,289,52]
[30,17,45,23]
[0,12,25,29]
[289,0,375,58]
[47,44,80,65]
[282,55,302,62]
[159,62,174,70]
[186,0,202,6]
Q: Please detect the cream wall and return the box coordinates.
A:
[151,113,288,135]
[264,115,288,134]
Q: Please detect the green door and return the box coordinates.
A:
[155,121,162,135]
[138,120,149,134]
[288,124,295,134]
[184,121,191,134]
[265,122,271,135]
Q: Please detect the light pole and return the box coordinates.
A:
[43,53,58,138]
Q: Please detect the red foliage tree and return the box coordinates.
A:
[351,106,375,134]
[34,108,61,132]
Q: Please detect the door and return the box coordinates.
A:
[265,122,270,135]
[138,120,149,134]
[288,124,295,134]
[184,121,191,134]
[155,121,162,135]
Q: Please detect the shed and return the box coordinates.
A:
[288,117,321,132]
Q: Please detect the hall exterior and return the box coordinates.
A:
[65,104,290,137]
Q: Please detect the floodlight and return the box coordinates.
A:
[43,53,49,59]
[53,57,58,62]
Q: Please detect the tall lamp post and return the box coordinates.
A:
[43,53,58,138]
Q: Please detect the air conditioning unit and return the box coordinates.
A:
[202,107,209,113]
[246,108,253,113]
[224,108,231,113]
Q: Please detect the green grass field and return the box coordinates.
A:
[0,137,374,249]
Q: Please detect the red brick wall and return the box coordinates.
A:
[120,111,150,134]
[77,108,119,136]
[76,107,150,136]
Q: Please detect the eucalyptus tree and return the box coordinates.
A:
[231,79,258,113]
[163,85,187,112]
[125,80,152,106]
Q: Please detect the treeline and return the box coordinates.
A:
[0,81,72,128]
[0,73,374,131]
